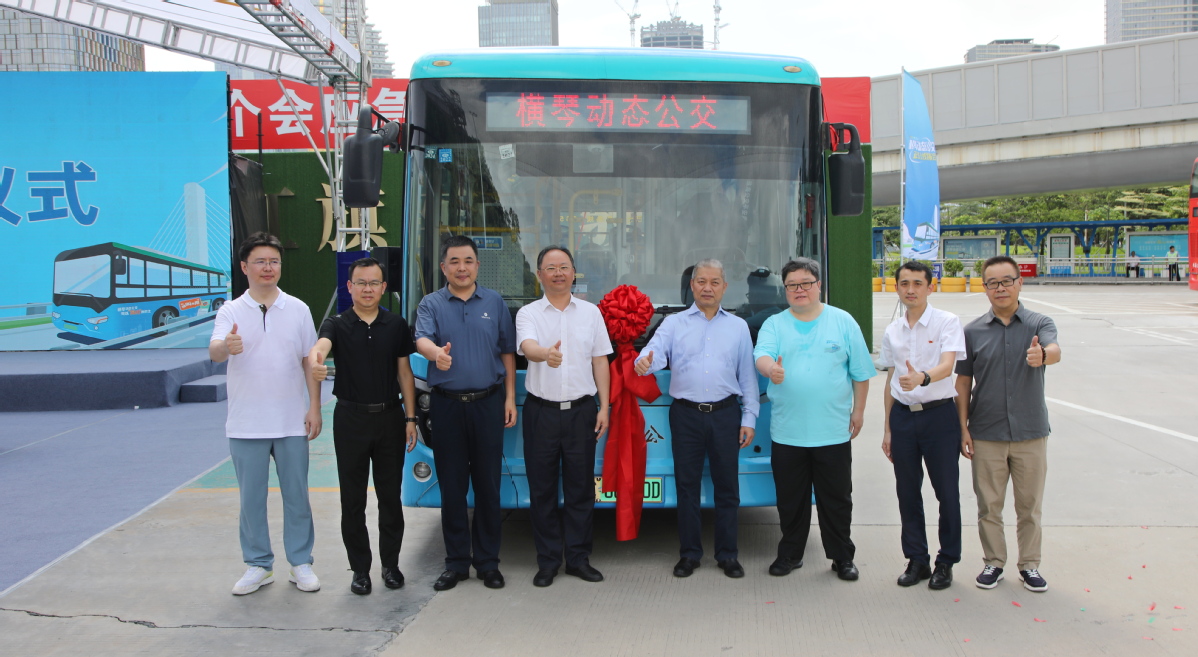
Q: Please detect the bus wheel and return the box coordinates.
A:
[211,298,224,313]
[152,307,178,329]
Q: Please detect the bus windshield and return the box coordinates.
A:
[54,255,110,298]
[403,78,825,326]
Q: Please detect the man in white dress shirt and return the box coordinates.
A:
[516,246,612,587]
[880,261,966,591]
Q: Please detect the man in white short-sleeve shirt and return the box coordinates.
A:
[516,246,612,588]
[210,232,322,596]
[879,261,966,591]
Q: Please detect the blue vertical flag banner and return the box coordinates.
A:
[0,72,231,351]
[901,71,940,260]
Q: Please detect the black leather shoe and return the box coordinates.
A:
[565,563,604,582]
[479,569,505,589]
[897,560,932,587]
[381,567,404,589]
[717,559,745,578]
[350,571,371,595]
[432,569,468,591]
[929,563,953,590]
[768,557,804,577]
[832,560,859,581]
[533,569,557,587]
[672,558,700,578]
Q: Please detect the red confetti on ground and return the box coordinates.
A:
[1084,588,1091,592]
[1129,576,1134,580]
[964,639,970,643]
[1034,618,1047,622]
[1141,526,1148,529]
[1176,606,1186,610]
[1012,601,1022,607]
[1174,628,1183,632]
[1143,637,1154,640]
[1150,603,1157,611]
[1142,565,1147,568]
[954,598,960,602]
[765,601,775,604]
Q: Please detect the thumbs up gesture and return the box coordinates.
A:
[898,359,922,391]
[634,350,654,376]
[768,355,785,384]
[309,351,328,381]
[546,340,563,368]
[1026,335,1044,367]
[435,342,453,371]
[225,323,243,355]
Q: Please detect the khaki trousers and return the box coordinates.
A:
[971,437,1047,570]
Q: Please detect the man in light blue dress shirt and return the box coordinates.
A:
[635,259,759,579]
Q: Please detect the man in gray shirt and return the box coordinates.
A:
[955,256,1060,593]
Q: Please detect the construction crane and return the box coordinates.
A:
[712,0,729,50]
[614,0,641,47]
[665,0,680,21]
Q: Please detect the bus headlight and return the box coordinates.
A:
[412,462,432,482]
[417,392,430,412]
[86,316,108,326]
[52,311,61,319]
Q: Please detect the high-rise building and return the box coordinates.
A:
[478,0,559,47]
[1106,0,1198,43]
[964,39,1060,63]
[216,0,394,80]
[0,10,145,72]
[640,18,704,49]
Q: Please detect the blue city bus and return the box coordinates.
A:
[52,242,228,344]
[395,48,866,509]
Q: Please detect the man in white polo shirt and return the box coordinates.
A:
[516,246,612,588]
[210,232,323,595]
[880,261,966,591]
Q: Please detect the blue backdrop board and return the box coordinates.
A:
[0,72,231,351]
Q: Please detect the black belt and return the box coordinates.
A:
[673,394,739,413]
[525,393,594,411]
[895,398,954,413]
[337,399,402,413]
[432,383,502,403]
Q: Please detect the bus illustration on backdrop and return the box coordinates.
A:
[52,242,229,345]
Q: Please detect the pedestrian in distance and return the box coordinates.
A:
[414,235,517,591]
[956,255,1061,592]
[753,257,875,581]
[516,246,612,588]
[308,257,418,595]
[210,231,322,596]
[635,259,759,579]
[880,261,966,590]
[1166,245,1180,281]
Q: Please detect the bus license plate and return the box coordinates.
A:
[594,477,663,503]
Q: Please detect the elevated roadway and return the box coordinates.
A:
[871,31,1198,205]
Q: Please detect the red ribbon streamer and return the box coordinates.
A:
[598,285,661,541]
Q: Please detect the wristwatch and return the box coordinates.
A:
[920,371,931,387]
[405,417,419,423]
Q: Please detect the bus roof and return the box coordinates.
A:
[111,243,227,274]
[409,48,820,86]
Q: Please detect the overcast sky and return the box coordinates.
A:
[148,0,1107,79]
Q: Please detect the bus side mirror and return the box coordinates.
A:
[343,106,384,208]
[113,256,127,276]
[827,122,865,217]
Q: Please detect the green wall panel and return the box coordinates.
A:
[826,145,874,351]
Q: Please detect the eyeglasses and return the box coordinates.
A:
[540,265,574,274]
[351,280,384,289]
[983,277,1019,290]
[250,258,280,268]
[784,281,819,292]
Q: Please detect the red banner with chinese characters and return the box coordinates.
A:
[822,77,872,144]
[229,79,408,151]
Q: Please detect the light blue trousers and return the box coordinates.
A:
[229,436,314,569]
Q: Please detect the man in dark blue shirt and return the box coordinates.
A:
[415,235,517,591]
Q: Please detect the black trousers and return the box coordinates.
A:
[333,403,406,573]
[888,401,962,566]
[523,398,598,571]
[670,401,741,562]
[771,440,854,562]
[429,391,504,573]
[1169,263,1180,281]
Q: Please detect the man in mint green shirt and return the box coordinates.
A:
[753,257,875,581]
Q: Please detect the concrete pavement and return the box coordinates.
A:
[1,286,1196,656]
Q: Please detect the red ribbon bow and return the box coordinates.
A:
[598,285,661,541]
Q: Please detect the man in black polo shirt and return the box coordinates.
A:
[309,257,418,595]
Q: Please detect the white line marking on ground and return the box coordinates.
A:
[1113,327,1196,347]
[0,411,133,458]
[1047,397,1198,444]
[1019,295,1078,314]
[0,458,230,600]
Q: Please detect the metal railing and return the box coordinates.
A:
[870,256,1187,280]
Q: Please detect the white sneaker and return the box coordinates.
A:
[289,563,320,592]
[232,566,274,595]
